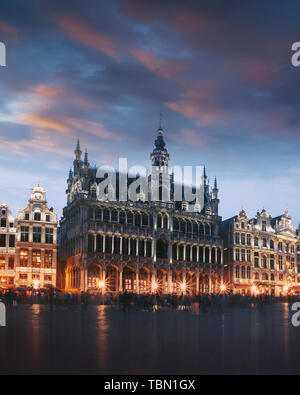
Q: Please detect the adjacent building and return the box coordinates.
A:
[14,185,58,289]
[221,208,300,296]
[59,128,224,294]
[0,204,16,289]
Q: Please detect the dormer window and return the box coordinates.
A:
[25,213,29,220]
[46,215,50,222]
[262,221,267,232]
[0,218,6,227]
[241,222,245,229]
[34,212,41,221]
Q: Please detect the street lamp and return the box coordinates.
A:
[180,282,186,293]
[152,282,158,293]
[251,285,258,295]
[220,284,227,293]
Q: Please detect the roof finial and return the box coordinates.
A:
[75,138,82,160]
[285,204,288,215]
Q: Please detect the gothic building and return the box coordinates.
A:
[221,208,300,296]
[59,127,224,294]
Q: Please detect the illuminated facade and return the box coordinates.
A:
[221,208,300,296]
[15,185,58,289]
[0,204,16,289]
[59,129,224,294]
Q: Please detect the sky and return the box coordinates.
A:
[0,0,300,225]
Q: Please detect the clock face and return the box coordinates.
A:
[34,193,42,200]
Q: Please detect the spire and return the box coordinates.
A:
[214,176,217,189]
[84,148,89,165]
[75,138,82,161]
[202,166,207,184]
[151,123,169,169]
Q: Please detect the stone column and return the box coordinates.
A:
[144,239,147,257]
[197,245,199,263]
[209,246,212,264]
[93,234,97,252]
[168,242,172,264]
[103,234,106,253]
[183,244,186,261]
[128,238,131,255]
[120,236,123,255]
[111,235,115,254]
[136,238,139,256]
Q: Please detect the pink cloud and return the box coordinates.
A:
[53,15,117,58]
[234,59,276,86]
[130,48,186,79]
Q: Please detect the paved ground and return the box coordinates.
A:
[1,303,300,375]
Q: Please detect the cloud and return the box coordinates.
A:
[169,128,207,147]
[0,21,19,42]
[53,14,118,58]
[130,48,186,79]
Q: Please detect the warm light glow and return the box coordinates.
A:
[180,282,186,292]
[33,280,39,290]
[283,285,289,293]
[98,280,105,289]
[220,284,227,292]
[152,282,158,292]
[251,285,258,294]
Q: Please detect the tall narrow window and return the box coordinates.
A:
[44,251,53,268]
[21,226,29,242]
[33,227,42,243]
[20,249,28,267]
[8,256,14,269]
[0,234,5,247]
[9,235,15,247]
[32,250,41,267]
[45,228,54,244]
[34,212,41,221]
[0,255,5,269]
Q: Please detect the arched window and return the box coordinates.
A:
[103,209,110,222]
[157,214,162,228]
[187,221,192,234]
[127,211,133,225]
[262,255,267,268]
[157,239,168,259]
[111,210,118,223]
[180,220,186,233]
[199,223,204,235]
[135,213,141,227]
[205,224,210,236]
[173,218,179,231]
[241,266,245,278]
[186,245,191,261]
[164,214,168,229]
[270,240,274,249]
[88,234,94,252]
[247,266,251,279]
[142,214,149,226]
[34,212,41,221]
[119,211,126,224]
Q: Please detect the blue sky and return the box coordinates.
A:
[0,0,300,224]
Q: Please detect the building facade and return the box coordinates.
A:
[221,208,300,296]
[0,204,16,289]
[59,129,224,294]
[14,185,58,289]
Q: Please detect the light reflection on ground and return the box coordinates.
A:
[1,303,300,375]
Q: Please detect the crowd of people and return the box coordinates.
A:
[0,288,299,312]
